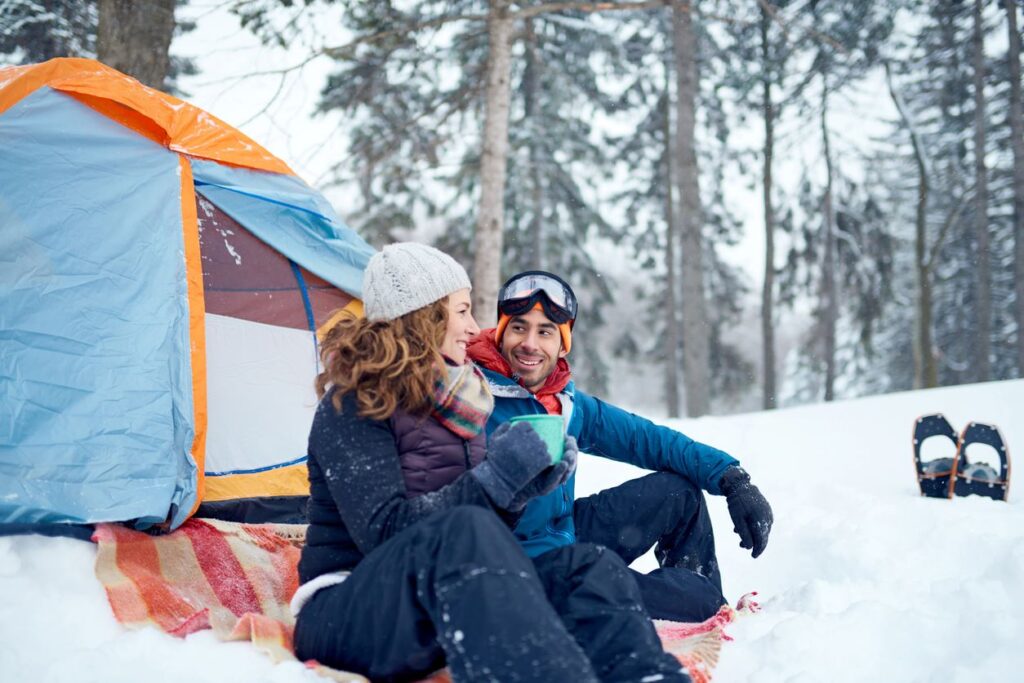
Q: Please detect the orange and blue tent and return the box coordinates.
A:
[0,58,373,530]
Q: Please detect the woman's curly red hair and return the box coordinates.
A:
[315,298,448,421]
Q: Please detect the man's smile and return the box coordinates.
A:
[512,352,544,367]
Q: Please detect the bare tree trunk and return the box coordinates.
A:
[524,20,546,270]
[1006,0,1024,376]
[472,1,514,327]
[673,1,710,417]
[821,88,837,401]
[760,7,777,410]
[96,0,176,90]
[663,72,681,419]
[886,62,937,389]
[971,0,991,381]
[915,184,937,389]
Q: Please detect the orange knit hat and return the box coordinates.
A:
[494,303,572,354]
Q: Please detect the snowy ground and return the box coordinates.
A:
[2,379,1022,682]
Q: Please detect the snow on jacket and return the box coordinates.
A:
[299,388,495,584]
[467,332,739,558]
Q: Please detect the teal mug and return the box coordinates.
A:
[508,414,565,464]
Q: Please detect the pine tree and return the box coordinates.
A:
[969,0,992,381]
[608,4,750,415]
[0,0,95,62]
[1002,0,1023,375]
[439,7,635,393]
[885,57,939,389]
[606,17,682,414]
[1,0,194,92]
[778,0,895,401]
[296,1,483,251]
[717,0,795,409]
[308,2,675,395]
[878,0,1018,387]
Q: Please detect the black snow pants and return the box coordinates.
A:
[573,471,727,623]
[293,505,689,683]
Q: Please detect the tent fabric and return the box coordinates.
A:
[203,313,322,490]
[178,157,209,521]
[0,87,199,527]
[0,58,293,175]
[196,196,352,330]
[192,159,369,299]
[0,58,376,530]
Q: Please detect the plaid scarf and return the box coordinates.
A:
[432,362,494,440]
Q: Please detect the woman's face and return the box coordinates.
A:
[440,288,480,365]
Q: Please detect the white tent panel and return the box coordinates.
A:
[204,313,319,475]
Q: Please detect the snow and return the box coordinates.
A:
[2,379,1023,682]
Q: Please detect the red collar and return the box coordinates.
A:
[467,329,571,397]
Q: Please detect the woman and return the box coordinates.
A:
[292,242,687,683]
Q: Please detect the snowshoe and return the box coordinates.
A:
[951,422,1011,502]
[912,414,958,499]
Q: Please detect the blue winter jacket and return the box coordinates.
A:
[480,367,739,558]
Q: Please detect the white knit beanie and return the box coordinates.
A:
[363,242,472,321]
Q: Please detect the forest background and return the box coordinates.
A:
[3,0,1022,418]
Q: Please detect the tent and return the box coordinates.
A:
[0,58,374,531]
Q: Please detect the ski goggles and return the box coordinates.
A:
[497,271,578,325]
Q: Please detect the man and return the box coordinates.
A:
[467,270,773,622]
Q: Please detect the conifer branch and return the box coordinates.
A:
[755,0,846,53]
[316,0,754,62]
[927,190,972,270]
[514,1,667,20]
[321,14,487,60]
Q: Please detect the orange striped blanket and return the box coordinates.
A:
[93,518,751,683]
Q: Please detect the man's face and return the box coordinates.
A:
[499,307,567,392]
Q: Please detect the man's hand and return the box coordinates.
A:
[719,466,773,558]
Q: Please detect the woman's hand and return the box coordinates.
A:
[505,436,578,511]
[471,422,556,509]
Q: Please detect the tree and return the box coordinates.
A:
[609,4,751,415]
[606,19,683,416]
[970,0,991,381]
[716,0,795,409]
[305,1,667,392]
[757,2,783,409]
[1,1,192,93]
[472,0,513,325]
[0,0,95,63]
[473,0,665,328]
[874,0,1018,388]
[96,0,176,89]
[673,0,711,416]
[886,60,939,388]
[789,0,894,401]
[1005,0,1024,375]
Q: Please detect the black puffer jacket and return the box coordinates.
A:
[390,407,487,498]
[298,389,496,583]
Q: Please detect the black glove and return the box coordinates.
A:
[471,421,553,509]
[506,436,579,511]
[719,466,773,558]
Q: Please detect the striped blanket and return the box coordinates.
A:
[93,518,750,682]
